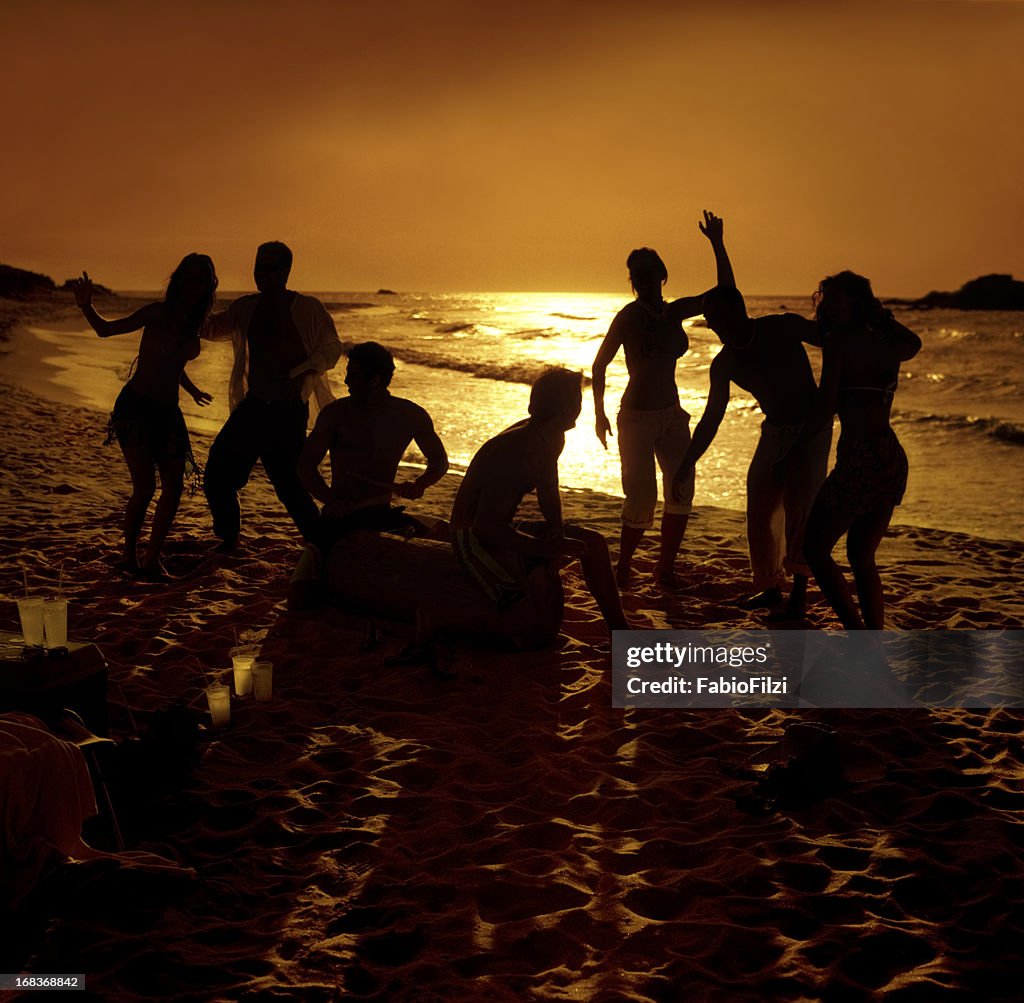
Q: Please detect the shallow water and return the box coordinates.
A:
[19,290,1024,542]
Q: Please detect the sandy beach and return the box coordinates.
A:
[3,295,1024,1000]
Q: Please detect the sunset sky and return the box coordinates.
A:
[2,0,1021,295]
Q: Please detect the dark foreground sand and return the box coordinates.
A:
[2,297,1024,1001]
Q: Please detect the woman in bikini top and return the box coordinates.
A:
[800,270,922,632]
[591,210,735,585]
[810,269,919,443]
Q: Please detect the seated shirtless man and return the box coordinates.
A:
[290,341,449,608]
[417,367,629,652]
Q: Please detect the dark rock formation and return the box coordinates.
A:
[896,274,1024,311]
[0,264,56,299]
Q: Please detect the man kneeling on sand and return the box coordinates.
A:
[289,341,449,609]
[413,367,630,654]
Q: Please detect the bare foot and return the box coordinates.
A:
[615,561,633,590]
[654,564,680,588]
[737,588,784,610]
[766,600,808,623]
[137,561,171,582]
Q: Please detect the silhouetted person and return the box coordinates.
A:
[592,210,734,588]
[290,341,449,608]
[203,242,341,551]
[798,271,921,630]
[671,286,831,618]
[70,256,216,579]
[416,368,628,653]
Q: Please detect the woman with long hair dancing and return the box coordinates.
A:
[800,271,921,629]
[71,254,217,578]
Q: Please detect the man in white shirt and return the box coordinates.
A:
[203,241,341,551]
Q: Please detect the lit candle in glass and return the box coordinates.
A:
[206,683,230,727]
[232,654,254,696]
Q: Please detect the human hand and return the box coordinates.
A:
[867,303,894,334]
[537,525,573,558]
[596,414,612,449]
[395,480,425,500]
[190,388,213,407]
[698,210,724,244]
[70,271,93,308]
[671,464,695,503]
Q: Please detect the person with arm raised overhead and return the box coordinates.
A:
[592,210,734,589]
[671,284,831,620]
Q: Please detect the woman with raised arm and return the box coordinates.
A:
[70,255,216,579]
[591,210,734,588]
[800,271,922,629]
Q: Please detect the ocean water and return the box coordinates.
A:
[22,291,1024,542]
